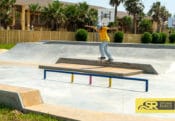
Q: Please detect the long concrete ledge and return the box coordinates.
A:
[56,58,157,74]
[0,84,174,121]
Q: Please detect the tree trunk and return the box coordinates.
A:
[115,5,118,22]
[114,5,118,31]
[157,21,162,32]
[133,15,137,34]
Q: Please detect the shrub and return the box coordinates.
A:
[114,31,124,43]
[159,32,167,44]
[75,29,88,41]
[169,33,175,43]
[152,32,161,43]
[141,32,152,43]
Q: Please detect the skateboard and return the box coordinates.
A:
[98,58,113,64]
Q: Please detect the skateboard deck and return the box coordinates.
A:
[98,58,112,64]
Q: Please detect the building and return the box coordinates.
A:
[12,0,128,31]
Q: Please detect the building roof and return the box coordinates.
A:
[117,11,130,18]
[15,0,105,9]
[15,0,129,18]
[15,0,52,6]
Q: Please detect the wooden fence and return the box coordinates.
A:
[0,30,142,44]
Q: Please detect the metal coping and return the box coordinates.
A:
[42,40,175,49]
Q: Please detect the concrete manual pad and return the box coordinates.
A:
[0,41,175,120]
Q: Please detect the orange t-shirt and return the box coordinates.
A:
[98,27,110,42]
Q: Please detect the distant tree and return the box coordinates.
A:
[87,8,98,26]
[148,2,171,32]
[41,1,66,30]
[160,6,171,31]
[139,19,152,33]
[64,2,97,31]
[29,3,41,26]
[109,0,125,22]
[76,2,90,28]
[121,16,132,33]
[64,4,78,31]
[124,0,144,34]
[0,0,16,29]
[148,2,162,32]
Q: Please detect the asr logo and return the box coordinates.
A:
[136,98,175,113]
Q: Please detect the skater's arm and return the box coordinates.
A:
[108,27,117,31]
[85,25,97,31]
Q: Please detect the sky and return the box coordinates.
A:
[60,0,175,15]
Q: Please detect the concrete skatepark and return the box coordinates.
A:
[0,41,175,120]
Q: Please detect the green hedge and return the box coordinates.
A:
[114,31,124,43]
[152,33,161,43]
[169,33,175,43]
[75,29,88,41]
[160,32,167,43]
[141,32,152,43]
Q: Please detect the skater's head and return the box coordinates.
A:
[97,23,102,30]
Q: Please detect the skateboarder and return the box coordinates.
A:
[85,23,114,62]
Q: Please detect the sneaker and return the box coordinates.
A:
[99,57,106,60]
[107,58,113,62]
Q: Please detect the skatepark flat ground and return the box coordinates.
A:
[0,41,175,120]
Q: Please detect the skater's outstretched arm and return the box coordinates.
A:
[108,27,117,31]
[85,25,97,31]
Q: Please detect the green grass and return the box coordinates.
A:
[0,105,64,121]
[0,44,16,49]
[165,43,175,45]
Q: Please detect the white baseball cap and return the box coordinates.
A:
[97,23,102,29]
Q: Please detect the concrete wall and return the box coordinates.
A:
[0,90,23,110]
[0,84,43,110]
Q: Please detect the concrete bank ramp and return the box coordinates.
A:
[0,41,101,64]
[0,41,175,74]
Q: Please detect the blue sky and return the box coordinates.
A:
[60,0,174,15]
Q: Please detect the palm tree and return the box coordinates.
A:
[121,16,132,33]
[64,2,95,31]
[29,3,41,26]
[41,1,65,30]
[109,0,125,22]
[64,4,78,31]
[160,6,171,31]
[148,2,161,32]
[76,2,89,28]
[124,0,144,34]
[87,8,98,26]
[0,0,16,29]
